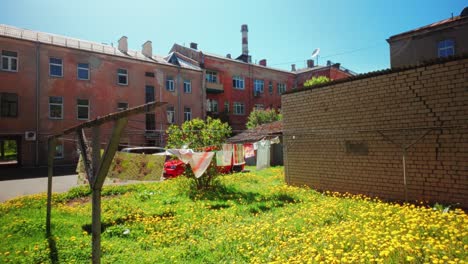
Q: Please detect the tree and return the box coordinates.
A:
[303,76,331,88]
[246,108,282,129]
[166,117,232,189]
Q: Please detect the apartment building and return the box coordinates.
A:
[0,24,203,167]
[171,25,354,131]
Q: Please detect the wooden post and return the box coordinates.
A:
[92,126,101,180]
[46,137,57,237]
[91,118,128,264]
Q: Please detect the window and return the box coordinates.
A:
[54,141,64,159]
[1,50,18,72]
[49,96,63,119]
[117,68,128,85]
[77,63,89,80]
[183,80,192,93]
[224,101,229,113]
[145,72,155,77]
[49,58,63,77]
[278,83,286,94]
[166,76,175,91]
[184,107,192,122]
[209,100,218,113]
[232,76,244,89]
[0,93,18,117]
[146,113,156,130]
[268,81,273,94]
[145,86,155,103]
[254,79,264,93]
[254,104,264,110]
[77,99,89,120]
[206,71,217,83]
[117,102,128,111]
[233,102,245,115]
[167,106,175,124]
[438,39,455,58]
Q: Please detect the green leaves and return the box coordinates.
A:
[246,109,282,129]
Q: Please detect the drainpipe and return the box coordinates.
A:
[35,43,40,166]
[177,68,181,124]
[201,69,206,119]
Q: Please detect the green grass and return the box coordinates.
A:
[0,167,466,263]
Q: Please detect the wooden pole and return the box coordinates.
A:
[91,118,128,264]
[46,137,57,237]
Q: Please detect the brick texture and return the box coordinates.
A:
[282,57,468,208]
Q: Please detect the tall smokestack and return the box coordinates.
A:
[241,24,248,56]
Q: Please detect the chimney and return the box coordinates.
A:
[118,36,128,53]
[327,60,332,66]
[241,24,249,56]
[142,41,152,58]
[226,54,232,59]
[291,64,296,71]
[307,59,314,68]
[190,42,198,50]
[259,59,267,66]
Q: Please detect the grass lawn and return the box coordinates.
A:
[0,167,466,263]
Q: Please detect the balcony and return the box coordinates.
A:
[206,82,224,94]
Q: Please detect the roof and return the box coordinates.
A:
[388,15,468,41]
[283,53,468,96]
[227,121,283,143]
[0,24,201,71]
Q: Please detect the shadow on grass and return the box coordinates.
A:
[47,235,59,264]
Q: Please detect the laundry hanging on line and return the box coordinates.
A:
[167,149,215,178]
[244,143,255,158]
[256,139,271,171]
[233,144,245,165]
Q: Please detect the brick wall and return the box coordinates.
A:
[282,57,468,208]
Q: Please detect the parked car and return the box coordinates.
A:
[120,147,166,155]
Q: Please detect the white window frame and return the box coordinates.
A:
[77,63,90,80]
[54,141,64,159]
[254,79,264,93]
[211,100,218,113]
[233,102,245,115]
[166,77,175,91]
[167,106,175,124]
[1,50,18,72]
[268,81,273,94]
[254,104,264,110]
[206,71,217,83]
[117,102,128,111]
[117,68,128,85]
[49,96,63,119]
[224,101,229,113]
[278,83,286,94]
[77,99,90,120]
[184,107,192,122]
[233,75,244,89]
[183,80,192,93]
[438,39,455,58]
[49,57,63,77]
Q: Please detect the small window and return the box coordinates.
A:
[1,50,18,72]
[166,77,175,91]
[117,102,128,111]
[167,106,175,124]
[232,76,244,89]
[49,96,63,119]
[77,63,89,80]
[268,81,273,94]
[206,71,217,83]
[145,86,155,103]
[117,68,128,85]
[277,83,286,94]
[233,102,245,115]
[438,39,455,58]
[0,93,18,117]
[146,113,156,130]
[145,72,155,77]
[49,58,63,77]
[184,107,192,122]
[224,101,229,114]
[183,80,192,93]
[210,100,218,113]
[254,79,264,93]
[54,141,64,159]
[77,99,89,120]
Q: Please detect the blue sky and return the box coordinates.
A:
[2,0,466,73]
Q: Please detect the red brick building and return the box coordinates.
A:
[0,24,203,167]
[171,25,354,131]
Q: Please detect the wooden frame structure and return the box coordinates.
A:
[46,101,166,264]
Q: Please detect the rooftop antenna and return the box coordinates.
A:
[311,48,320,66]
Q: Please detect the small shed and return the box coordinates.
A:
[227,121,283,166]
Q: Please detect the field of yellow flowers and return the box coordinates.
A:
[0,167,467,263]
